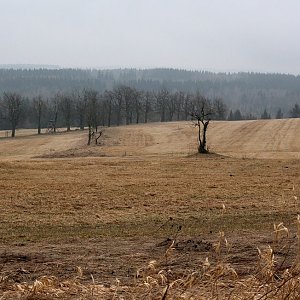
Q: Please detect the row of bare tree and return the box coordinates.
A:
[0,86,228,137]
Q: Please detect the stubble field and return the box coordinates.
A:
[0,119,300,299]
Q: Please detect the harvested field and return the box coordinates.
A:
[1,118,299,160]
[0,119,300,299]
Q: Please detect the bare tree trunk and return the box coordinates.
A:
[2,92,22,138]
[79,116,85,130]
[156,89,169,122]
[144,92,151,123]
[145,111,148,123]
[95,131,102,145]
[104,91,114,127]
[198,121,209,153]
[87,125,93,145]
[38,113,41,134]
[107,102,112,127]
[60,94,73,132]
[52,98,59,133]
[75,92,86,130]
[53,110,58,133]
[117,108,121,126]
[161,107,166,122]
[34,96,43,135]
[129,111,133,124]
[11,124,16,137]
[191,97,212,154]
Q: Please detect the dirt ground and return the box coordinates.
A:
[0,120,299,298]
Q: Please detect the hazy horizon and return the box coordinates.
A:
[1,64,300,77]
[1,0,300,75]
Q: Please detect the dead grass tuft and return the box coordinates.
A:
[2,217,300,299]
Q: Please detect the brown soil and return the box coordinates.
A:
[0,120,299,298]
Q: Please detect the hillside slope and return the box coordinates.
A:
[0,119,299,160]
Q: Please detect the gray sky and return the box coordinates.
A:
[1,0,300,74]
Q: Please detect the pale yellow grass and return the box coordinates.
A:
[0,129,84,159]
[0,119,299,160]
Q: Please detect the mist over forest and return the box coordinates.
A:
[0,67,300,131]
[1,67,299,114]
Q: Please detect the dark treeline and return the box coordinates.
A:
[0,88,229,135]
[0,68,300,135]
[1,86,299,137]
[1,68,300,118]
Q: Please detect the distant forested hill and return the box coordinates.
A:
[0,68,299,117]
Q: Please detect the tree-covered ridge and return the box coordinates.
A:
[0,68,299,118]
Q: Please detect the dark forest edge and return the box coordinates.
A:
[0,68,300,136]
[0,87,299,139]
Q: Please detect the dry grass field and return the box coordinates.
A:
[0,119,300,299]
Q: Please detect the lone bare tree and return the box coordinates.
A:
[191,96,213,154]
[2,92,22,137]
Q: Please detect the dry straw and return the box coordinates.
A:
[2,216,300,299]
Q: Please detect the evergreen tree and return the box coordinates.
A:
[261,109,271,119]
[233,109,243,121]
[227,110,234,121]
[290,104,300,118]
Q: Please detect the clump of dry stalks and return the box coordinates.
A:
[0,273,113,299]
[2,216,300,299]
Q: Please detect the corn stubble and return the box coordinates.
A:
[1,217,300,299]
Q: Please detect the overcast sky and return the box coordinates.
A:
[1,0,299,74]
